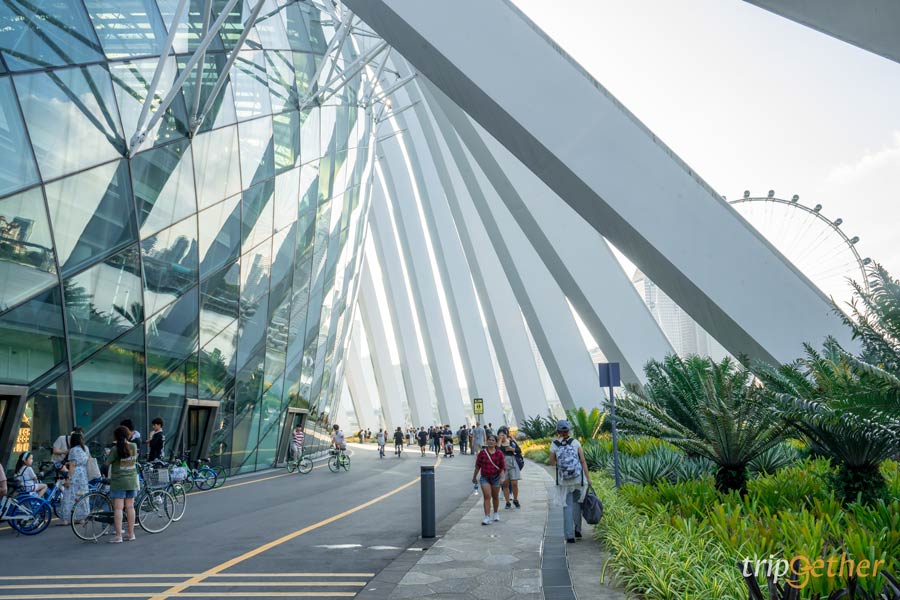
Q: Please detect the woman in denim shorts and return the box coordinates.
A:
[472,434,505,525]
[106,426,140,543]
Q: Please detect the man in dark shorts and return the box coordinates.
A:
[393,427,404,456]
[417,427,428,456]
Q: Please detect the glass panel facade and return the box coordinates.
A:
[44,160,137,276]
[0,77,40,195]
[0,1,373,474]
[0,188,57,311]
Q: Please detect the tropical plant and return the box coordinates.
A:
[754,340,900,504]
[843,262,900,374]
[619,448,680,486]
[582,439,610,472]
[565,407,605,441]
[748,442,801,476]
[518,413,557,439]
[618,354,786,494]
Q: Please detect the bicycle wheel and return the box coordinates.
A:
[9,496,51,535]
[341,455,351,472]
[180,475,194,493]
[298,457,313,474]
[168,484,186,522]
[137,490,175,533]
[328,455,340,472]
[71,492,112,542]
[211,466,227,488]
[195,468,217,490]
[286,460,297,474]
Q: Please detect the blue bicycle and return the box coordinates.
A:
[0,489,51,535]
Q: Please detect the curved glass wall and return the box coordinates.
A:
[0,0,375,474]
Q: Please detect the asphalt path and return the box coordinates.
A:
[0,443,479,599]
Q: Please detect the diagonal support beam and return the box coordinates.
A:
[192,0,268,134]
[190,0,213,124]
[130,0,188,152]
[317,40,388,105]
[297,13,354,113]
[129,0,240,154]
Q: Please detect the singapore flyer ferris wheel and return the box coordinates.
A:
[728,190,870,308]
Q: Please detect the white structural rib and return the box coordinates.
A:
[745,0,900,64]
[413,89,551,422]
[358,267,410,429]
[344,321,384,431]
[368,190,438,426]
[388,63,504,427]
[432,88,674,384]
[343,0,855,363]
[375,153,466,427]
[425,91,597,411]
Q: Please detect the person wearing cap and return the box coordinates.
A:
[548,419,590,543]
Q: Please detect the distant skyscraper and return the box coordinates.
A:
[632,269,728,360]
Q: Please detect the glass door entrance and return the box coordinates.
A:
[0,385,28,469]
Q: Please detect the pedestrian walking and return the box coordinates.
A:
[472,421,485,455]
[457,424,468,455]
[431,426,441,457]
[58,432,90,526]
[376,429,386,458]
[485,422,494,438]
[498,426,523,509]
[106,426,139,543]
[548,420,590,543]
[472,434,505,525]
[393,427,404,456]
[417,427,428,456]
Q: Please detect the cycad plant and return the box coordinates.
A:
[565,407,605,441]
[843,262,900,374]
[518,413,557,439]
[618,354,786,494]
[754,339,900,504]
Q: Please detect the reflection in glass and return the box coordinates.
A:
[198,318,236,401]
[22,376,72,467]
[142,215,198,317]
[192,126,242,210]
[231,345,264,474]
[282,4,312,52]
[298,107,319,166]
[238,115,274,188]
[131,139,197,237]
[0,77,39,195]
[64,245,144,365]
[0,0,104,71]
[274,168,300,232]
[233,51,271,121]
[254,0,290,50]
[273,110,300,174]
[157,0,225,54]
[146,286,198,388]
[111,58,188,150]
[15,65,125,180]
[198,195,241,278]
[0,188,57,312]
[44,160,137,276]
[72,326,146,447]
[266,50,297,114]
[178,52,237,133]
[0,286,66,385]
[200,259,239,347]
[147,363,186,457]
[240,238,271,309]
[242,179,274,252]
[82,0,167,58]
[268,226,295,320]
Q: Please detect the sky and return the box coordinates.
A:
[510,0,900,302]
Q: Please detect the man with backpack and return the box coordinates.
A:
[548,419,590,543]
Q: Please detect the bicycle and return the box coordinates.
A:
[70,464,175,542]
[146,459,187,522]
[0,490,51,535]
[172,452,217,492]
[328,447,351,472]
[285,451,313,475]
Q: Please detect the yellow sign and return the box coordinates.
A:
[473,398,484,415]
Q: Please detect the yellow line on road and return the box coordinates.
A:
[148,455,441,600]
[0,583,366,590]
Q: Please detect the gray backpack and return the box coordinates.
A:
[553,438,583,483]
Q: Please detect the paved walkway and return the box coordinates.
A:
[359,459,631,600]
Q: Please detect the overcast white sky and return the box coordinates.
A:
[511,0,900,295]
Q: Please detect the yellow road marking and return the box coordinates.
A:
[0,594,356,599]
[0,574,373,581]
[0,583,366,590]
[148,454,442,600]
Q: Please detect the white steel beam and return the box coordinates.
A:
[345,323,383,431]
[358,262,411,429]
[368,194,438,426]
[343,0,855,363]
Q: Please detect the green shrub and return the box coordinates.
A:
[619,447,682,486]
[524,448,549,464]
[748,442,801,475]
[518,414,557,439]
[746,460,830,512]
[582,439,610,472]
